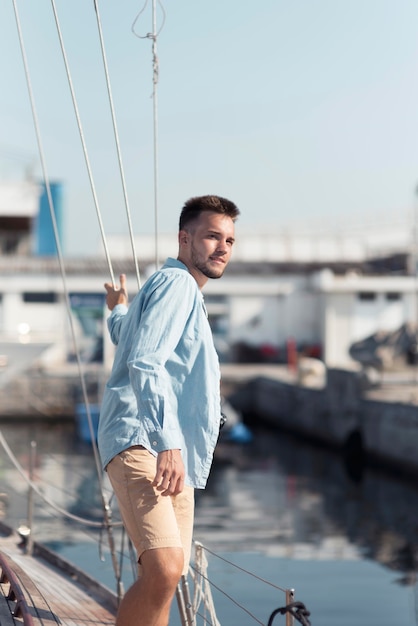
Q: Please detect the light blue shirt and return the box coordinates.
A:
[97,258,222,489]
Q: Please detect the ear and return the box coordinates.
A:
[178,230,188,246]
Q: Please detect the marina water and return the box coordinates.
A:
[0,419,417,625]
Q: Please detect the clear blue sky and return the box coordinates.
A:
[1,1,418,255]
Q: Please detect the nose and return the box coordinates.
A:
[216,239,228,254]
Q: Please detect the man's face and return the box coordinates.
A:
[180,211,235,284]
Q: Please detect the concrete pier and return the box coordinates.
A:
[228,364,418,478]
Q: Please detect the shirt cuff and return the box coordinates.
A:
[146,430,182,452]
[110,303,128,316]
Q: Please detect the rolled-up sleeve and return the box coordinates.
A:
[127,273,196,451]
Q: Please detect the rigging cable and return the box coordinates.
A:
[11,0,123,600]
[0,434,139,579]
[132,0,166,269]
[191,543,304,626]
[0,431,114,529]
[49,0,116,287]
[93,0,141,290]
[202,545,288,593]
[190,560,264,626]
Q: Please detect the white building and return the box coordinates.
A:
[0,255,415,373]
[0,180,415,373]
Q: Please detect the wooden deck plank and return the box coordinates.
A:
[1,549,61,625]
[0,580,17,626]
[10,553,116,626]
[0,529,116,626]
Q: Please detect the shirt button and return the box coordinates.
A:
[152,441,158,447]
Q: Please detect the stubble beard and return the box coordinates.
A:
[191,248,225,280]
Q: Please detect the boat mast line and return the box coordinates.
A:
[11,0,107,499]
[49,0,115,286]
[11,0,106,504]
[132,0,166,269]
[93,0,141,290]
[12,0,124,599]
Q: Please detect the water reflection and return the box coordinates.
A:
[0,420,417,588]
[197,426,418,586]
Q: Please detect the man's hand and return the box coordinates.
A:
[104,274,128,311]
[153,449,185,496]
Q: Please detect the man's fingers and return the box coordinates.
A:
[104,276,126,293]
[152,450,185,496]
[154,473,184,496]
[152,467,164,488]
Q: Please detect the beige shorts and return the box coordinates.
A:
[106,446,195,575]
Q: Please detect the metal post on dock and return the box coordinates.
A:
[285,588,295,626]
[20,440,36,555]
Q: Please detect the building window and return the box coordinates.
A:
[385,292,401,301]
[23,292,57,303]
[357,292,376,301]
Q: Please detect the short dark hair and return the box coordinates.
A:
[179,195,240,231]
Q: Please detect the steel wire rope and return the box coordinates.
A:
[0,449,133,577]
[11,462,134,576]
[132,0,166,269]
[49,0,115,287]
[10,0,124,600]
[93,0,141,290]
[48,0,130,598]
[191,611,214,626]
[40,451,116,506]
[189,609,216,626]
[0,430,118,529]
[200,545,288,594]
[189,562,265,626]
[27,457,119,530]
[10,0,107,526]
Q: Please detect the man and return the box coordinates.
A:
[98,195,239,626]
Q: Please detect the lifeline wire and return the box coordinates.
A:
[202,545,287,594]
[12,0,123,599]
[93,0,141,290]
[0,430,115,529]
[190,561,265,626]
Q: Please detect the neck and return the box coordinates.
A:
[177,255,208,290]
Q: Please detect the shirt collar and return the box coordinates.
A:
[163,257,189,272]
[163,257,204,299]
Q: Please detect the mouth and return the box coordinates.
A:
[209,256,225,265]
